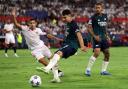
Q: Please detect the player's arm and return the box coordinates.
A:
[12,8,22,29]
[47,34,64,42]
[1,28,6,35]
[3,29,10,33]
[87,20,100,41]
[76,32,87,52]
[38,29,63,42]
[105,14,111,41]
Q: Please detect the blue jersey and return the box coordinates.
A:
[63,21,80,49]
[88,13,108,40]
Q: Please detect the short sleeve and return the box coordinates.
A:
[88,19,92,25]
[88,16,93,25]
[72,22,80,33]
[4,24,7,29]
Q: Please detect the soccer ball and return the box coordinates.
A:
[29,75,42,87]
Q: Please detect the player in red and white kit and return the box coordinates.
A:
[3,19,19,57]
[12,8,63,78]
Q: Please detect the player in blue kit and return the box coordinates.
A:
[38,9,87,82]
[85,2,111,76]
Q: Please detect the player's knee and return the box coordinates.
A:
[5,44,9,48]
[94,50,100,58]
[104,50,110,60]
[11,43,16,47]
[94,53,100,58]
[56,51,63,57]
[105,51,110,58]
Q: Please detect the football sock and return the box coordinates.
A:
[101,61,109,72]
[86,55,96,71]
[5,47,8,53]
[45,54,60,71]
[52,66,59,79]
[13,47,16,53]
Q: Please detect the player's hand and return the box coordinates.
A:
[11,8,16,17]
[94,35,101,42]
[47,34,54,39]
[80,46,88,52]
[107,36,112,45]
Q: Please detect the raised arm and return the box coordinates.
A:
[12,8,22,29]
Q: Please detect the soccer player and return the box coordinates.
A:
[3,19,19,57]
[11,8,63,78]
[85,2,111,76]
[40,9,87,83]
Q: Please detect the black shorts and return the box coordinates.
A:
[93,39,109,51]
[55,45,77,59]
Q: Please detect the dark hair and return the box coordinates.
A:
[27,18,38,25]
[95,2,104,7]
[29,18,37,22]
[62,9,71,16]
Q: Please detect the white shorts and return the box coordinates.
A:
[5,34,15,44]
[31,45,52,60]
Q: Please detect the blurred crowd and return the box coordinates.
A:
[0,0,128,48]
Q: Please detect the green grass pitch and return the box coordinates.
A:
[0,47,128,89]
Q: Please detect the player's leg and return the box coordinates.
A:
[101,40,110,75]
[10,35,19,57]
[100,48,110,75]
[44,45,77,73]
[51,63,61,83]
[85,48,100,76]
[4,36,10,57]
[34,46,61,70]
[43,45,76,83]
[100,40,111,75]
[85,41,101,76]
[4,43,9,57]
[31,49,49,66]
[44,51,62,73]
[42,46,64,77]
[11,43,19,57]
[35,50,62,83]
[33,46,63,78]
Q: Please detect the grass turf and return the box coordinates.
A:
[0,47,128,89]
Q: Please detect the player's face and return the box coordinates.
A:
[7,19,11,24]
[28,20,37,29]
[95,5,103,14]
[62,15,72,22]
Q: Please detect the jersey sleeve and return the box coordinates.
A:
[72,22,80,33]
[37,28,47,35]
[3,24,7,30]
[88,16,93,25]
[88,19,92,25]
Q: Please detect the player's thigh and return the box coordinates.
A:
[10,35,15,44]
[5,36,10,44]
[31,49,44,60]
[101,40,109,51]
[42,45,52,59]
[55,45,77,59]
[93,41,101,57]
[102,48,110,58]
